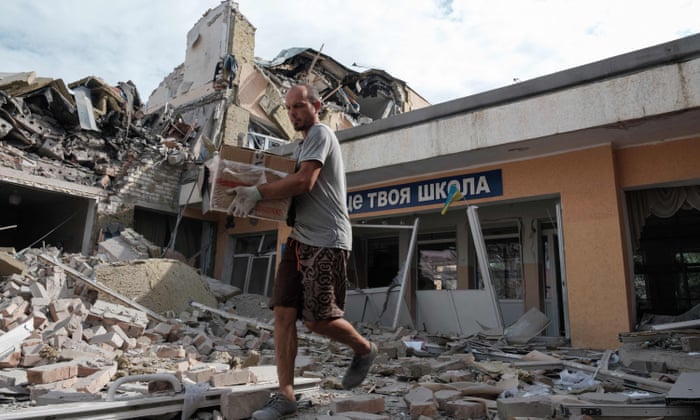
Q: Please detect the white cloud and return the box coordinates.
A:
[1,0,699,104]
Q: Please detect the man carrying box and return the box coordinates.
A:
[228,83,377,420]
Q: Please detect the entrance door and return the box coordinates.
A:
[541,227,565,336]
[485,234,524,327]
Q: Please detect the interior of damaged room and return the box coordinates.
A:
[1,1,699,419]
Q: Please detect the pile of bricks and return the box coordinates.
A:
[0,247,282,412]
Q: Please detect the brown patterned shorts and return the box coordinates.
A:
[270,238,349,321]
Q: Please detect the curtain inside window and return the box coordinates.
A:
[627,186,700,251]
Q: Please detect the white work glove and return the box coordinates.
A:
[226,186,262,217]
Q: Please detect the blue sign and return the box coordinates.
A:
[347,169,502,214]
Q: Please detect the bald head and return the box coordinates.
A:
[285,84,321,134]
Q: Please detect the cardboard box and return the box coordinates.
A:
[204,145,296,221]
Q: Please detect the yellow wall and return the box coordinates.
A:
[617,137,700,188]
[348,145,630,349]
[504,145,630,349]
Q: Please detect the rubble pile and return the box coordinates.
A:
[0,72,197,190]
[0,245,699,419]
[256,48,418,126]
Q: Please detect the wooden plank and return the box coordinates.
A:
[38,255,168,323]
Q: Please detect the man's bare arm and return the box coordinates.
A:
[257,160,321,200]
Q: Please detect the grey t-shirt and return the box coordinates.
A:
[289,123,352,250]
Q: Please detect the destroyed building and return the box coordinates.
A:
[1,0,700,418]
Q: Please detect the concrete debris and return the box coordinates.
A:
[0,244,698,419]
[256,48,423,126]
[0,72,196,191]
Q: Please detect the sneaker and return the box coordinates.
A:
[342,342,378,389]
[251,393,297,420]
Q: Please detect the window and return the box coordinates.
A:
[365,237,399,288]
[230,233,277,296]
[633,209,700,318]
[417,231,457,290]
[474,226,523,299]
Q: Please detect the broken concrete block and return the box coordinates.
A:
[681,336,700,352]
[152,322,174,336]
[444,399,486,419]
[89,331,124,350]
[172,360,190,375]
[434,389,462,410]
[29,281,49,299]
[407,401,438,419]
[155,344,186,359]
[34,389,101,405]
[497,395,555,419]
[220,388,270,420]
[242,350,260,368]
[74,364,117,394]
[59,348,98,362]
[0,350,21,368]
[210,368,250,387]
[331,395,385,414]
[302,370,324,379]
[0,296,25,317]
[109,324,132,350]
[26,360,79,384]
[403,386,437,418]
[246,333,268,351]
[328,413,389,420]
[0,251,27,277]
[432,357,469,373]
[186,366,216,383]
[83,325,107,342]
[0,369,27,387]
[19,343,45,368]
[196,336,214,354]
[29,377,79,401]
[437,369,473,383]
[30,297,51,309]
[248,365,277,384]
[399,360,432,379]
[1,300,29,329]
[224,319,249,336]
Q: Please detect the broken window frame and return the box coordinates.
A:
[416,231,458,291]
[229,232,277,296]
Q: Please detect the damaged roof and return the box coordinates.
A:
[256,46,428,124]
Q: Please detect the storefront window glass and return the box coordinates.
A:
[474,231,523,299]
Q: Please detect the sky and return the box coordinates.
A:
[1,0,699,105]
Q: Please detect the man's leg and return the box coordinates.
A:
[274,306,298,401]
[305,317,370,355]
[252,306,299,419]
[306,317,377,389]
